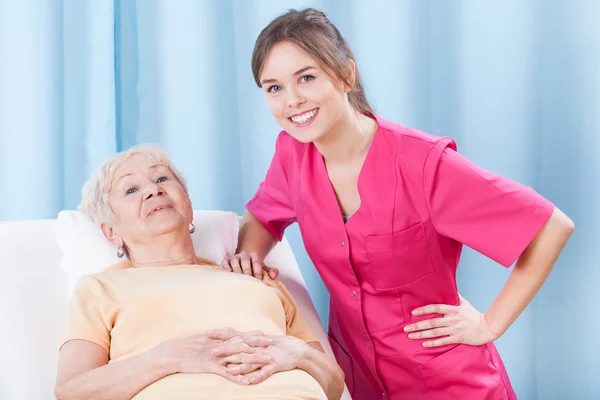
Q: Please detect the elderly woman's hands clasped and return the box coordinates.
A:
[206,328,310,385]
[157,327,309,387]
[159,330,275,386]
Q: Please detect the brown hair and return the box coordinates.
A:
[251,8,373,113]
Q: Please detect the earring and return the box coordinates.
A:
[117,246,125,258]
[189,222,196,234]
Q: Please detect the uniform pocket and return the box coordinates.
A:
[328,334,354,395]
[365,222,434,290]
[418,344,509,400]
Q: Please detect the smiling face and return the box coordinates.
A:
[260,41,353,144]
[101,153,193,248]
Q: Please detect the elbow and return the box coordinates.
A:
[556,207,575,238]
[55,382,78,400]
[564,216,575,236]
[54,385,68,400]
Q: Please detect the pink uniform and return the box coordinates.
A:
[247,114,554,399]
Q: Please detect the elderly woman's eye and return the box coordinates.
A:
[156,176,168,183]
[126,188,137,195]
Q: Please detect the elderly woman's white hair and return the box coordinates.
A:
[78,144,188,225]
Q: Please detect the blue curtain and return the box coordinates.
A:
[0,1,597,398]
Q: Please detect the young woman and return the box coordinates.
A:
[222,8,574,400]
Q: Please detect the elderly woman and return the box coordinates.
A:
[54,144,344,400]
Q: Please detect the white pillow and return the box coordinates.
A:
[55,210,239,295]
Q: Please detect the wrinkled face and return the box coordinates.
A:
[260,41,352,143]
[102,154,192,248]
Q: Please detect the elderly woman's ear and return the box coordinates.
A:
[101,222,122,247]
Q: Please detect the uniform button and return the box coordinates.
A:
[340,240,345,247]
[350,290,357,297]
[365,341,372,348]
[382,393,388,400]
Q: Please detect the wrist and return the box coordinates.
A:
[483,312,504,342]
[296,341,313,371]
[152,340,181,376]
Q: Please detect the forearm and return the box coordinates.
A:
[55,344,176,400]
[237,210,278,260]
[485,207,574,338]
[298,344,345,400]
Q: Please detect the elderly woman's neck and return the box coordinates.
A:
[128,236,198,268]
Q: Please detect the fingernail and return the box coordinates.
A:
[210,348,220,355]
[250,377,257,383]
[422,342,430,347]
[412,310,419,315]
[408,334,416,339]
[403,326,411,332]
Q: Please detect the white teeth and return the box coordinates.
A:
[291,109,316,124]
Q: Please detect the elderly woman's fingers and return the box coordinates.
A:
[239,334,273,347]
[221,352,271,368]
[205,329,273,350]
[211,342,265,357]
[221,333,271,348]
[205,327,237,341]
[214,366,250,385]
[226,362,266,376]
[245,365,276,385]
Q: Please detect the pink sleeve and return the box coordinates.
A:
[423,139,555,268]
[246,134,296,242]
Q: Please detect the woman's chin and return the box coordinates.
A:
[287,126,324,144]
[149,219,186,236]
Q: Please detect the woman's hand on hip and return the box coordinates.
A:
[403,294,498,347]
[221,251,279,280]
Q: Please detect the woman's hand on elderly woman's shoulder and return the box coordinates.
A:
[222,251,279,280]
[161,331,274,385]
